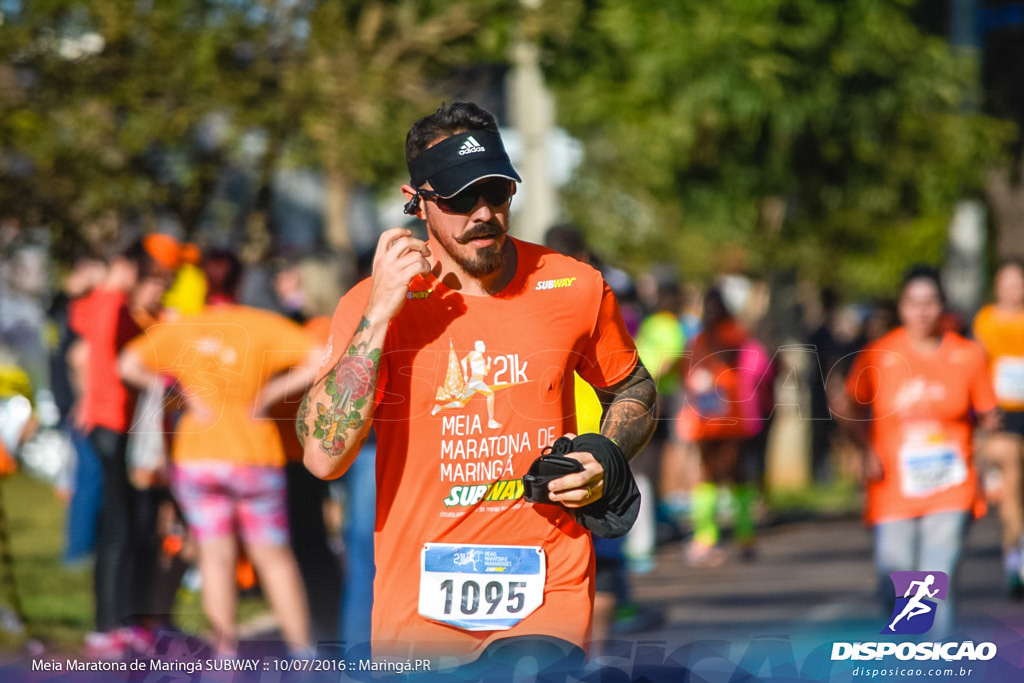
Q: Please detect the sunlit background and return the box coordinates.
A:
[0,0,1023,661]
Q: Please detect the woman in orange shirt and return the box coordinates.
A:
[119,251,323,657]
[846,265,998,636]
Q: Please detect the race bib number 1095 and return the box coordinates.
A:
[419,544,545,631]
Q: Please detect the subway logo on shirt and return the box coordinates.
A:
[444,479,525,507]
[535,277,576,291]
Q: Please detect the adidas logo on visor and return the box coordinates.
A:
[458,136,486,156]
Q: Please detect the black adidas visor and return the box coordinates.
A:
[408,129,522,198]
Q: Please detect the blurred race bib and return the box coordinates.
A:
[994,357,1024,404]
[898,441,967,498]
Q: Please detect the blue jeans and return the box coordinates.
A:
[64,426,104,565]
[873,510,970,637]
[338,434,376,650]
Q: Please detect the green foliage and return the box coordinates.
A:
[540,0,1014,294]
[283,0,508,181]
[2,0,1012,290]
[0,0,516,253]
[0,1,261,247]
[766,478,861,516]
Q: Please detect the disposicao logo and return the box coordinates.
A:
[830,570,998,664]
[884,571,947,635]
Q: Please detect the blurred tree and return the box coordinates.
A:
[0,1,254,254]
[0,0,274,256]
[538,0,1013,296]
[278,0,512,250]
[981,1,1024,261]
[0,0,514,257]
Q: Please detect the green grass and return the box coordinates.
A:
[765,478,863,517]
[0,472,270,653]
[0,472,91,652]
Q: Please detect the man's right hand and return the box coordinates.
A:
[366,227,432,323]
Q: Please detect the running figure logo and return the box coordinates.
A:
[432,339,528,429]
[454,549,481,570]
[884,571,949,635]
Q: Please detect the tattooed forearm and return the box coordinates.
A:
[300,317,382,475]
[598,363,658,460]
[311,350,379,455]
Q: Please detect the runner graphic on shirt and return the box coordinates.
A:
[888,574,939,631]
[433,340,503,428]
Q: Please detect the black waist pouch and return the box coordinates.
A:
[521,434,640,538]
[522,442,584,505]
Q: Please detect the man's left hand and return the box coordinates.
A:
[547,448,604,508]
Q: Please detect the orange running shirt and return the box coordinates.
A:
[845,328,997,525]
[972,304,1024,411]
[318,239,638,661]
[126,304,314,468]
[677,322,750,442]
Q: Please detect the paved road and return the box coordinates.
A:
[599,511,1024,680]
[627,511,1012,638]
[227,510,1024,680]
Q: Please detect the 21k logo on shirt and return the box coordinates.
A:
[431,339,529,431]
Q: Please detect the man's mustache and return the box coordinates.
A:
[456,223,505,244]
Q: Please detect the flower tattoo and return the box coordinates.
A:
[297,317,380,458]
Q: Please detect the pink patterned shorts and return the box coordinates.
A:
[171,462,289,547]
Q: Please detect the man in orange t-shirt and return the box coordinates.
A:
[972,258,1024,594]
[298,102,656,671]
[846,266,997,636]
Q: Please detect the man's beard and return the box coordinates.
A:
[430,222,507,278]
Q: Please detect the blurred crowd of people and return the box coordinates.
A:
[0,219,1022,656]
[546,225,1024,642]
[1,230,374,660]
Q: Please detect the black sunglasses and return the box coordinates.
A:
[417,179,514,214]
